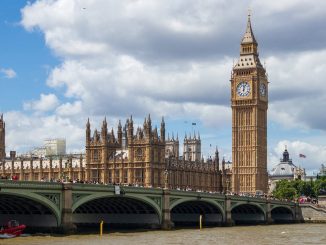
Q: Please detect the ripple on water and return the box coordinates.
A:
[0,224,326,245]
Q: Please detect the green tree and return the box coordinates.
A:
[273,177,326,200]
[273,180,297,200]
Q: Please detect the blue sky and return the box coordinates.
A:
[0,1,57,110]
[1,0,326,174]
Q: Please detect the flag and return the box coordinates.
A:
[192,122,196,125]
[299,154,306,158]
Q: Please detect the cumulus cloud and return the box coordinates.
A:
[267,50,326,130]
[24,93,59,112]
[4,111,84,153]
[5,0,324,155]
[0,68,17,79]
[56,101,82,116]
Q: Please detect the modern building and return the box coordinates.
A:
[231,14,268,194]
[30,147,47,158]
[44,138,66,156]
[269,148,306,192]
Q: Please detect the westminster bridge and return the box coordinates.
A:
[0,180,302,233]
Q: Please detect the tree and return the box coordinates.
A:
[273,177,326,200]
[273,180,297,200]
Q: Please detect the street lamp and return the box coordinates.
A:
[164,169,169,190]
[226,178,230,194]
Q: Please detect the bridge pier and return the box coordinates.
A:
[59,183,77,234]
[225,197,233,226]
[295,203,304,223]
[161,190,174,230]
[266,201,273,224]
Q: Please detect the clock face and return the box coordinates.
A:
[236,81,250,97]
[260,83,266,97]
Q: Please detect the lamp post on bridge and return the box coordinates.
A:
[164,169,169,190]
[226,178,230,194]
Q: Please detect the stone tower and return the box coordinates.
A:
[0,114,5,160]
[231,14,268,193]
[183,132,201,162]
[165,133,179,158]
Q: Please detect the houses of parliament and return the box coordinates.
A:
[0,14,268,194]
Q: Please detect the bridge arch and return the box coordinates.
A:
[72,194,161,228]
[0,192,60,228]
[231,203,265,224]
[271,206,294,223]
[170,198,224,226]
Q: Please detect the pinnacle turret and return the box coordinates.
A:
[241,11,257,45]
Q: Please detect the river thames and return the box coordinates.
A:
[1,224,325,245]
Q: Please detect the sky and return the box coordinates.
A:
[1,0,326,175]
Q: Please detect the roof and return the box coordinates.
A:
[241,14,257,44]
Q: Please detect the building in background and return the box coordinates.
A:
[231,14,268,194]
[30,147,46,158]
[25,138,66,158]
[44,138,66,156]
[268,148,306,192]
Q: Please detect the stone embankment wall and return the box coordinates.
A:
[300,204,326,222]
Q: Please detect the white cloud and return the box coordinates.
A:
[24,93,59,112]
[4,111,84,154]
[11,0,326,155]
[267,50,326,131]
[0,68,17,79]
[56,101,82,116]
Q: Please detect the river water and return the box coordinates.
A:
[1,224,325,245]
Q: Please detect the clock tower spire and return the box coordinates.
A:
[231,13,268,194]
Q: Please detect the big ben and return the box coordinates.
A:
[231,14,268,194]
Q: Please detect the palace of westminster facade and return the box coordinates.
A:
[0,15,268,194]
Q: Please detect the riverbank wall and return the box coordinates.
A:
[299,204,326,223]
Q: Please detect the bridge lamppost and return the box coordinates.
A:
[164,169,169,190]
[226,178,230,194]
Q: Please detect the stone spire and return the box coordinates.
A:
[0,113,5,160]
[241,11,257,45]
[118,120,122,145]
[160,116,165,142]
[86,118,91,146]
[101,117,108,144]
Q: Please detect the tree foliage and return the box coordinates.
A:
[272,177,326,200]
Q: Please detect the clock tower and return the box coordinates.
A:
[231,14,268,194]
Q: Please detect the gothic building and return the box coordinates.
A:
[0,114,5,161]
[165,133,179,158]
[85,115,166,187]
[183,133,201,162]
[231,14,268,193]
[1,115,230,193]
[85,115,228,191]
